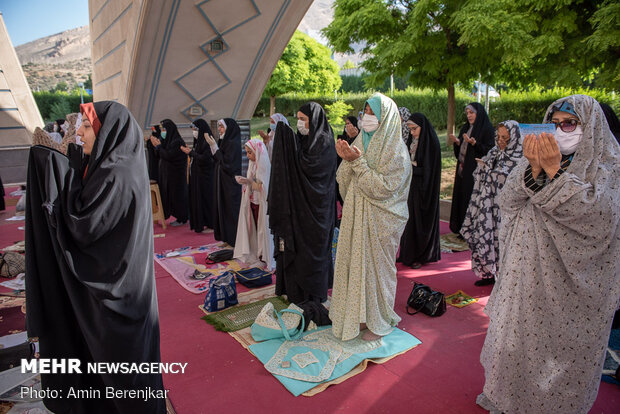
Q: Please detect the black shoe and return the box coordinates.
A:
[411,262,422,269]
[474,278,495,286]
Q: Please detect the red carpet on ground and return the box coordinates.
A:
[0,185,617,413]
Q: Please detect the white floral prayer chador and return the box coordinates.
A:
[478,95,620,414]
[330,93,412,341]
[234,139,274,270]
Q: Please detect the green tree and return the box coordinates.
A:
[324,0,499,134]
[341,59,356,70]
[53,81,68,92]
[453,0,609,89]
[84,74,93,90]
[264,31,341,116]
[324,0,611,134]
[586,0,620,89]
[325,100,353,127]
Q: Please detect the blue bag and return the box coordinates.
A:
[233,268,273,288]
[204,272,238,312]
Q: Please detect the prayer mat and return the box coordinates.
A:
[440,233,469,252]
[445,290,479,308]
[249,327,421,397]
[602,329,620,386]
[201,296,289,332]
[156,244,244,294]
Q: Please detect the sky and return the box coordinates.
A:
[1,0,89,46]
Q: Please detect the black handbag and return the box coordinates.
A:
[205,249,234,264]
[0,341,36,372]
[406,282,446,317]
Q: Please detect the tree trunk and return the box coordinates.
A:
[270,96,276,117]
[446,83,456,143]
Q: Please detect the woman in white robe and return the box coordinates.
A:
[330,92,412,341]
[478,94,620,414]
[234,139,274,270]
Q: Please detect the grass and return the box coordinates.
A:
[250,117,456,200]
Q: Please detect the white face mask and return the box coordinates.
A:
[192,130,198,139]
[75,135,83,146]
[361,114,379,133]
[53,124,59,132]
[555,125,583,155]
[297,119,309,136]
[61,122,68,133]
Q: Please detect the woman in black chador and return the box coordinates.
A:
[204,118,242,246]
[25,101,165,413]
[182,119,215,233]
[398,112,442,268]
[268,102,337,304]
[448,102,495,234]
[145,125,161,181]
[151,119,189,225]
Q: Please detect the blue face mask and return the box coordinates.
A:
[270,123,276,130]
[161,131,167,139]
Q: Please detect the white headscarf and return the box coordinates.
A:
[234,138,274,269]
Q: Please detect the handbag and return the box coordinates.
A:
[205,249,234,264]
[203,272,238,312]
[251,302,305,342]
[233,268,273,288]
[0,341,35,372]
[406,282,446,317]
[0,252,25,278]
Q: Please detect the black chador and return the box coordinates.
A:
[158,119,189,223]
[268,102,337,304]
[398,113,442,266]
[212,118,242,246]
[188,119,215,233]
[449,102,495,234]
[25,101,165,413]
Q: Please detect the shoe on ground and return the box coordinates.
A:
[170,220,186,227]
[411,262,422,269]
[474,277,495,286]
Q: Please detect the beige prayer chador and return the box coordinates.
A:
[330,93,412,341]
[478,95,620,414]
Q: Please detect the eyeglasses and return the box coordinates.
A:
[552,119,581,133]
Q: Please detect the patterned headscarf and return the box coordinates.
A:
[399,107,411,143]
[479,120,523,186]
[542,94,620,182]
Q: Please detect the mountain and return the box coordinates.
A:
[15,26,91,92]
[15,25,90,65]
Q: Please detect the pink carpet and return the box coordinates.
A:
[1,184,617,413]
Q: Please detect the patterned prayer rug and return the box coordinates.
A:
[250,327,421,397]
[156,244,242,294]
[201,296,289,332]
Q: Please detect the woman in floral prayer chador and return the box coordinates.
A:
[477,95,620,414]
[330,92,412,341]
[460,120,523,286]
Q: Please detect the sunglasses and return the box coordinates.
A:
[552,119,581,133]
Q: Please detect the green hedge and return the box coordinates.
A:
[33,91,93,123]
[255,87,618,130]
